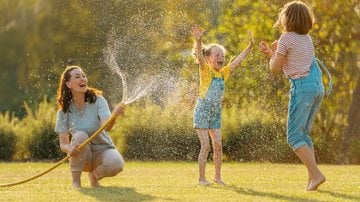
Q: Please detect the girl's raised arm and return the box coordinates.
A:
[259,40,285,74]
[229,30,254,71]
[192,25,206,68]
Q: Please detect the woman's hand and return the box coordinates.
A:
[113,103,125,117]
[67,144,80,157]
[191,25,204,41]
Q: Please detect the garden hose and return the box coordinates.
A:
[0,108,121,187]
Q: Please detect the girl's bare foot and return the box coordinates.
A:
[214,179,226,185]
[198,180,211,186]
[307,175,326,191]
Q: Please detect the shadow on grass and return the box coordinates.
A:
[317,190,360,201]
[79,186,173,201]
[209,185,322,202]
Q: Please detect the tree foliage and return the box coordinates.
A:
[0,0,358,163]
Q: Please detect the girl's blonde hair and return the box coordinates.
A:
[192,43,226,63]
[274,1,314,34]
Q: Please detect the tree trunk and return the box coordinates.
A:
[341,74,360,162]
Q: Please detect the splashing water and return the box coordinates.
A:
[103,47,153,105]
[103,29,183,106]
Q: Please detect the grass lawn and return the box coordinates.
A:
[0,162,359,201]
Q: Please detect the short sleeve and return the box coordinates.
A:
[97,96,112,122]
[221,65,231,81]
[276,34,289,56]
[55,110,69,134]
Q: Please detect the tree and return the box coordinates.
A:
[341,76,360,163]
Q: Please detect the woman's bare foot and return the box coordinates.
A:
[307,175,326,191]
[71,171,82,189]
[88,170,100,188]
[72,182,81,189]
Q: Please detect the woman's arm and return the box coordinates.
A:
[229,30,254,71]
[192,25,206,68]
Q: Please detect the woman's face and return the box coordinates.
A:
[66,68,88,94]
[207,47,225,71]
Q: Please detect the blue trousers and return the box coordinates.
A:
[287,58,325,150]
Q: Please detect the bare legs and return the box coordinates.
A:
[196,129,224,185]
[69,131,89,189]
[197,129,210,185]
[209,129,224,184]
[295,145,326,191]
[83,149,124,188]
[69,131,124,188]
[71,171,82,188]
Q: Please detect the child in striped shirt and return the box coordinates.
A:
[259,1,326,191]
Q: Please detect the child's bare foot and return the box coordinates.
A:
[198,180,211,186]
[88,171,100,188]
[214,179,226,185]
[307,175,326,191]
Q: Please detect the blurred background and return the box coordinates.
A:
[0,0,359,164]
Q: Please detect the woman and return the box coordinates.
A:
[55,65,125,188]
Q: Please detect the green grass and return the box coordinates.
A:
[0,162,359,201]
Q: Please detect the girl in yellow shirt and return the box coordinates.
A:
[192,25,254,186]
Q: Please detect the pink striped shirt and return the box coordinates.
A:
[276,32,315,79]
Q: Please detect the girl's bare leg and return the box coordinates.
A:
[196,129,211,185]
[209,129,224,184]
[295,145,325,191]
[307,146,315,188]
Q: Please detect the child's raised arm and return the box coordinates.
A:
[229,30,254,71]
[192,25,206,68]
[259,40,285,74]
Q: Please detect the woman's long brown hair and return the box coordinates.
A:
[56,66,102,113]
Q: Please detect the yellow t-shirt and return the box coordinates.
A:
[198,64,231,99]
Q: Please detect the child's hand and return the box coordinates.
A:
[192,25,204,41]
[259,41,272,58]
[270,40,278,53]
